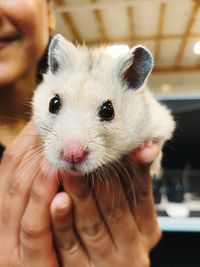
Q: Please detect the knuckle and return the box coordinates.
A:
[7,176,24,198]
[60,239,80,254]
[150,226,162,248]
[31,186,44,203]
[79,219,106,242]
[106,205,128,223]
[82,220,105,236]
[3,149,18,163]
[21,219,48,240]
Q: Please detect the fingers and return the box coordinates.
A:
[63,174,152,267]
[92,170,155,266]
[132,138,160,165]
[1,121,40,167]
[51,192,90,267]
[20,170,59,267]
[93,173,140,249]
[131,138,162,249]
[131,139,162,249]
[0,122,42,242]
[61,176,117,266]
[58,169,156,267]
[134,168,162,250]
[0,122,61,267]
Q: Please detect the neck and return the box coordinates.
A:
[0,68,36,124]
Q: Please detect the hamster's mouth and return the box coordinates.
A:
[58,159,87,176]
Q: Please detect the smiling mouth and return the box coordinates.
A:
[0,36,19,49]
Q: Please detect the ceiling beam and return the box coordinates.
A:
[62,12,82,43]
[154,3,166,64]
[55,0,188,13]
[54,0,65,5]
[84,33,200,46]
[153,65,200,73]
[90,0,108,42]
[175,1,200,65]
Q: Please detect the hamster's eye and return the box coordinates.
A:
[49,95,61,114]
[99,100,115,121]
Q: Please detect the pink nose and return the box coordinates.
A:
[61,142,88,164]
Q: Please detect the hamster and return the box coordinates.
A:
[32,34,175,179]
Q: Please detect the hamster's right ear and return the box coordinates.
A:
[117,46,153,90]
[48,34,76,74]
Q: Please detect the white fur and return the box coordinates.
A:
[32,35,175,176]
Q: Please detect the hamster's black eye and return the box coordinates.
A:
[49,95,61,114]
[99,100,115,121]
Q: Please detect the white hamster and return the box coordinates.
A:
[32,34,175,178]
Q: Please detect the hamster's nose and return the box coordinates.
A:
[61,142,88,164]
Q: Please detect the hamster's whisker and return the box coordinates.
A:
[113,158,137,216]
[17,150,43,182]
[13,143,43,161]
[103,162,122,213]
[126,154,148,188]
[87,171,94,190]
[20,147,44,171]
[90,186,117,249]
[36,123,57,136]
[93,163,118,215]
[101,152,137,216]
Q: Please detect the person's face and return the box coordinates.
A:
[0,0,53,86]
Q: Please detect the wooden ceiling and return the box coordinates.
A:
[54,0,200,73]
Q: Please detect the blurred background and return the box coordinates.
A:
[53,1,200,266]
[54,0,200,95]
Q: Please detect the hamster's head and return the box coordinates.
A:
[33,34,153,175]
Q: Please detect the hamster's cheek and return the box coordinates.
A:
[43,138,62,168]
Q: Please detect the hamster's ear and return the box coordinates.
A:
[48,34,76,74]
[118,46,153,90]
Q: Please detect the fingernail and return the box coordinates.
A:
[56,204,69,215]
[54,193,71,215]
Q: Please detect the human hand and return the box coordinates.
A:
[50,139,161,267]
[132,138,160,165]
[0,122,59,267]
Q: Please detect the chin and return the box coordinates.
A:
[0,65,17,87]
[0,61,30,87]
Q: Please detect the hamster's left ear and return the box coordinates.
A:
[48,34,76,74]
[117,46,153,90]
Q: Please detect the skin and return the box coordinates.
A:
[0,0,50,86]
[0,1,161,266]
[50,140,161,267]
[0,0,53,145]
[0,123,161,267]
